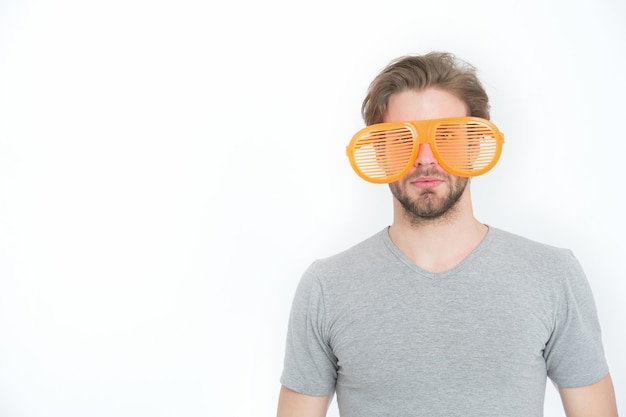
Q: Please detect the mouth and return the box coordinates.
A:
[410,176,444,189]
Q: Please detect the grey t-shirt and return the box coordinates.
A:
[280,227,609,417]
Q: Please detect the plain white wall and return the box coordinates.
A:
[0,0,624,416]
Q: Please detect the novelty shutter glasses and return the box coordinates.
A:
[346,117,505,184]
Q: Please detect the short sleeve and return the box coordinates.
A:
[280,264,338,396]
[544,251,609,388]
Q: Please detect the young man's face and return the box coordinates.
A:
[385,88,470,221]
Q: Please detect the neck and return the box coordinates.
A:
[388,186,488,273]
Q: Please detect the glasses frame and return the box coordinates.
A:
[346,116,505,184]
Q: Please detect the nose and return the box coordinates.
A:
[414,144,438,167]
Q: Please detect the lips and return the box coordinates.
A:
[410,176,444,189]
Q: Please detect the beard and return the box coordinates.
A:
[389,169,469,225]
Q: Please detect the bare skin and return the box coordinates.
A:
[277,386,333,417]
[559,374,618,417]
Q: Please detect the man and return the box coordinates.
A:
[277,52,617,417]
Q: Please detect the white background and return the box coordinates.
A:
[0,0,624,416]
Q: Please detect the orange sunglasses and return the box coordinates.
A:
[346,116,504,184]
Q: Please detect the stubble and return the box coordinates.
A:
[389,170,469,227]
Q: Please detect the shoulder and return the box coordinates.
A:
[302,228,393,286]
[486,227,577,266]
[483,227,590,296]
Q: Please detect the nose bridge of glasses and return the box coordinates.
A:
[408,121,437,165]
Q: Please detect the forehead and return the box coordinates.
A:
[383,88,468,122]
